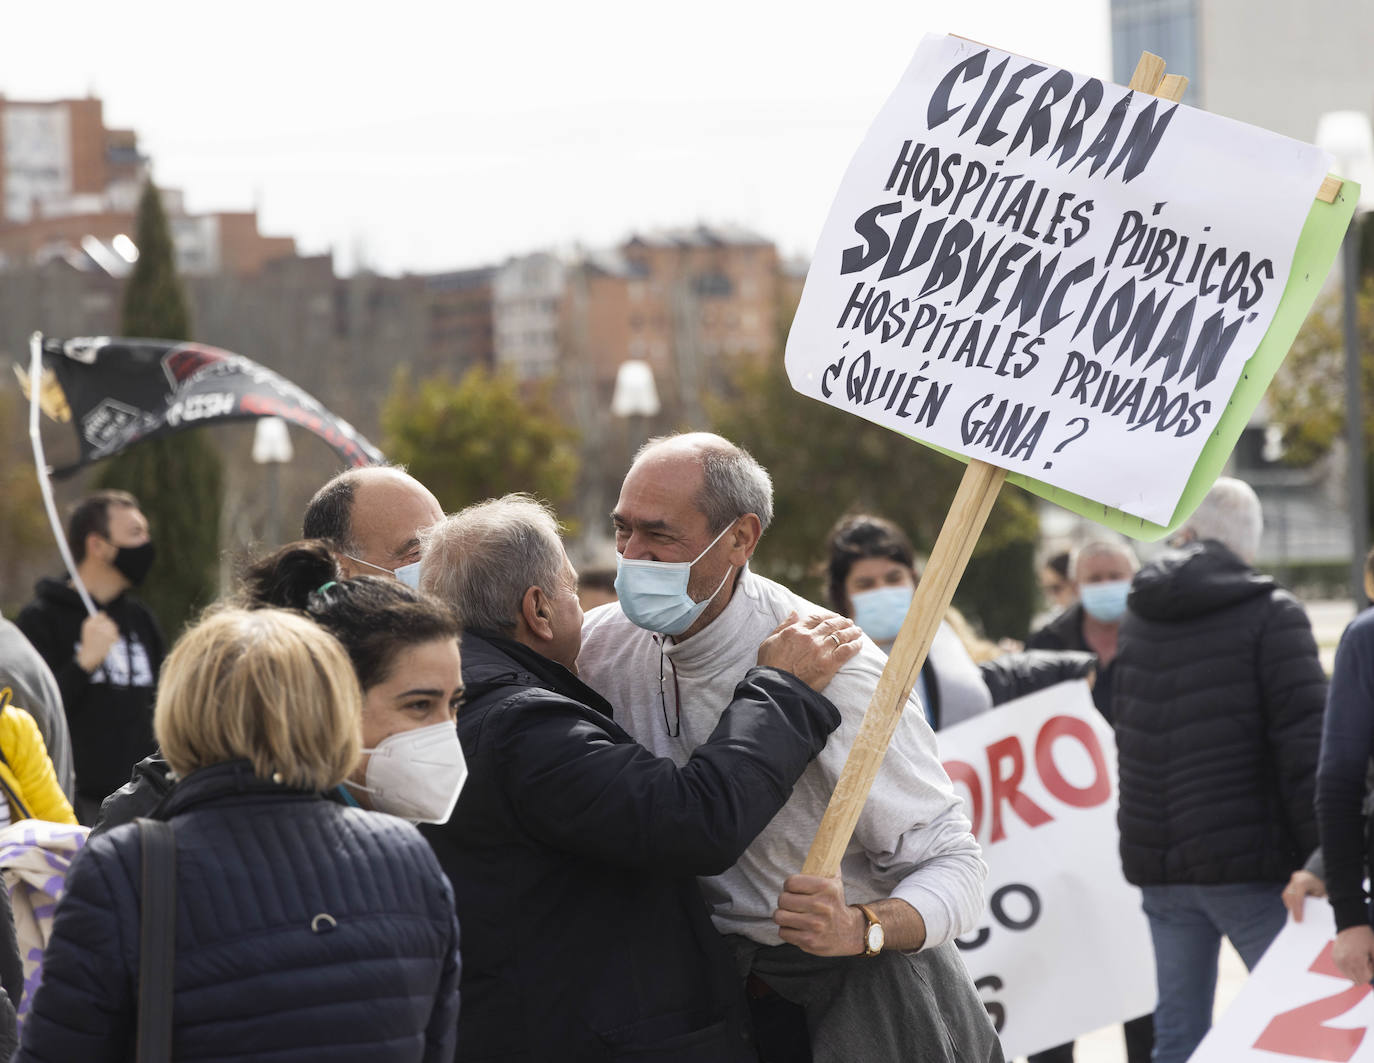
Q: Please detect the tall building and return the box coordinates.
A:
[0,95,295,277]
[493,252,565,380]
[1101,0,1372,568]
[1110,0,1374,142]
[421,267,496,377]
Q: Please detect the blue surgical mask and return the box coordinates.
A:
[394,561,422,590]
[615,522,736,636]
[1080,579,1131,623]
[850,585,913,643]
[346,553,422,590]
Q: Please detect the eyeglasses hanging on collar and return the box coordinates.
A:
[654,635,682,738]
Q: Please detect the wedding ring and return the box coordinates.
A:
[828,633,842,646]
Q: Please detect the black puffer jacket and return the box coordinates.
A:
[420,633,840,1063]
[18,760,461,1063]
[1113,540,1326,886]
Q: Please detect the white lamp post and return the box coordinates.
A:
[252,416,294,546]
[1316,112,1374,605]
[611,360,661,460]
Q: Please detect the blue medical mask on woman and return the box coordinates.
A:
[1080,579,1131,623]
[850,585,914,643]
[615,522,736,636]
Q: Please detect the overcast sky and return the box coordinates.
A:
[5,0,1110,275]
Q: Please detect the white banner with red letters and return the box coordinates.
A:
[936,680,1156,1059]
[1191,899,1374,1062]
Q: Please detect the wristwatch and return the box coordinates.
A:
[856,903,884,957]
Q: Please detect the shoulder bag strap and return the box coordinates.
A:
[136,817,176,1063]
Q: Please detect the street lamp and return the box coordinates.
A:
[611,359,661,460]
[1316,111,1374,606]
[252,416,294,547]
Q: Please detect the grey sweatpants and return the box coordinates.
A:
[731,936,1004,1063]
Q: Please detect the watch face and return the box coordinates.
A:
[867,922,884,952]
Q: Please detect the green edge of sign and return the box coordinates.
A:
[912,177,1359,542]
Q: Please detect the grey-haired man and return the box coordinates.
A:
[579,432,999,1063]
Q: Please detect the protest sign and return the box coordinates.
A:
[936,681,1154,1059]
[1192,899,1374,1062]
[796,41,1352,881]
[786,33,1349,531]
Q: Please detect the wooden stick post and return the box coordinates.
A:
[803,458,1006,875]
[802,52,1193,879]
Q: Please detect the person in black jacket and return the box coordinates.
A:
[17,607,461,1063]
[16,490,163,824]
[1113,477,1326,1063]
[1027,540,1138,722]
[417,494,856,1063]
[1315,603,1374,983]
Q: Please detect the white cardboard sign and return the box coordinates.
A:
[936,681,1155,1058]
[786,34,1331,523]
[1192,900,1374,1063]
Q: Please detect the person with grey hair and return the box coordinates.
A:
[416,493,864,1062]
[579,433,999,1063]
[1112,476,1327,1063]
[1028,539,1139,721]
[1026,537,1150,1063]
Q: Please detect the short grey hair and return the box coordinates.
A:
[1182,476,1263,564]
[1069,540,1139,581]
[418,494,568,633]
[637,433,774,533]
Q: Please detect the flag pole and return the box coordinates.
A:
[28,333,96,617]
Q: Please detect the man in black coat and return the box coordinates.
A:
[1113,477,1326,1063]
[417,494,858,1062]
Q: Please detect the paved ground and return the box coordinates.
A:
[1030,596,1355,1063]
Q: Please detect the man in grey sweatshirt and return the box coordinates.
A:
[579,432,1000,1063]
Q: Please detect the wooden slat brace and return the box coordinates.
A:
[1127,52,1167,95]
[1317,176,1345,204]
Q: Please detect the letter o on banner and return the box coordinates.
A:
[1034,714,1111,808]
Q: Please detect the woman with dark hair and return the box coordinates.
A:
[238,541,467,821]
[823,514,1094,729]
[96,540,467,830]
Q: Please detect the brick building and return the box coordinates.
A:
[0,95,294,277]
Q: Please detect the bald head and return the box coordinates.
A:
[304,466,442,578]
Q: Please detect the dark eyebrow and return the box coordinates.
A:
[611,512,673,534]
[390,537,421,561]
[395,687,444,700]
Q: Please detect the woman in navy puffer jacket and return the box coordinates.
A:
[17,607,462,1063]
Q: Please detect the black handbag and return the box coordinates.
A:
[136,818,176,1063]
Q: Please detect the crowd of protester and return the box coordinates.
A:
[0,438,1364,1062]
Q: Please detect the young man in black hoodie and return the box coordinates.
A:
[17,490,163,824]
[1113,477,1326,1063]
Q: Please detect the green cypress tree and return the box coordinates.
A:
[94,181,223,638]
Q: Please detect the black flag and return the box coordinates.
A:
[38,336,384,475]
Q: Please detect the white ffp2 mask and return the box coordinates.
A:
[347,720,467,823]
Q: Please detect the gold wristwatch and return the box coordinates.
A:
[856,903,884,957]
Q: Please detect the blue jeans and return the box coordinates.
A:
[1140,883,1287,1063]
